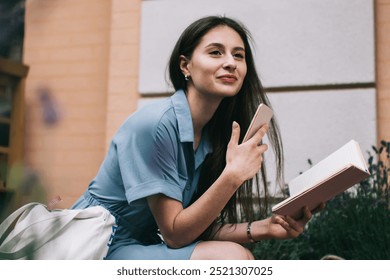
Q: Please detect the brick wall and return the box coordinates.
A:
[376,0,390,141]
[106,0,140,147]
[23,0,141,207]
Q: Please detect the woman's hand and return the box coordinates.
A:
[260,203,326,240]
[248,204,325,241]
[267,207,312,239]
[224,121,269,187]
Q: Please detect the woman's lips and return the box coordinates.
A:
[218,74,237,83]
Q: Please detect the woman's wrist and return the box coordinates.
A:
[248,219,271,242]
[247,221,258,243]
[221,166,244,189]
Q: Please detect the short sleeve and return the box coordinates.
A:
[114,106,185,205]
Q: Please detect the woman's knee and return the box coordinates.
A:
[191,241,255,260]
[227,242,254,260]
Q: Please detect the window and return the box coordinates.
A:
[0,58,28,190]
[0,81,12,188]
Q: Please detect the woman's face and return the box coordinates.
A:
[183,25,247,100]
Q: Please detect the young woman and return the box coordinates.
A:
[72,16,317,260]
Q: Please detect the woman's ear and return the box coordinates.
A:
[179,55,190,76]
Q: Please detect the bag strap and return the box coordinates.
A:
[0,202,41,240]
[0,203,44,259]
[0,203,80,259]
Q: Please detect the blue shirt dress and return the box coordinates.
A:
[71,89,213,259]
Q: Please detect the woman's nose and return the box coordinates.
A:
[222,55,237,70]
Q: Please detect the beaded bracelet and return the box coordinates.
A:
[246,221,258,243]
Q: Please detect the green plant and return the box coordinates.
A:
[252,140,390,260]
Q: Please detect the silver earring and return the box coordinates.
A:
[184,74,190,81]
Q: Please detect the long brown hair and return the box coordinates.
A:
[168,16,284,239]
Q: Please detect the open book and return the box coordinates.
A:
[272,140,370,219]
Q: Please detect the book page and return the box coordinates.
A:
[289,140,367,196]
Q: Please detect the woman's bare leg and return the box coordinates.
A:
[190,241,254,260]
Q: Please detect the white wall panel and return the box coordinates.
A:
[266,88,376,193]
[139,0,375,94]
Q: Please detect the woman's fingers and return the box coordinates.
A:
[228,121,240,148]
[258,143,268,153]
[312,202,326,214]
[226,122,270,184]
[245,125,268,146]
[273,215,301,238]
[284,216,304,237]
[270,206,319,240]
[301,206,312,223]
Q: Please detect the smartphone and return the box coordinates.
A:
[242,103,273,143]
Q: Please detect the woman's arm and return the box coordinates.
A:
[147,122,268,248]
[211,204,325,243]
[211,207,313,243]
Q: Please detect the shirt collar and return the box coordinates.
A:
[171,89,213,157]
[195,126,213,169]
[171,89,194,143]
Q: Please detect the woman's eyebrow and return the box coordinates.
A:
[204,42,245,52]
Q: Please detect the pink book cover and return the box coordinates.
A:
[272,165,370,219]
